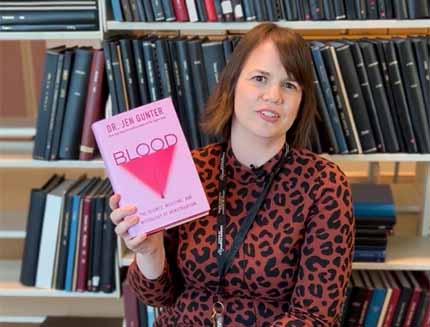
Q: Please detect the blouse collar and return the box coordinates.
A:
[224,140,287,185]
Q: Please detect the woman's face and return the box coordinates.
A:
[232,39,303,143]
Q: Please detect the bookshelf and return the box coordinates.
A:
[1,0,430,322]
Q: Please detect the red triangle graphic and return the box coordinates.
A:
[121,145,176,198]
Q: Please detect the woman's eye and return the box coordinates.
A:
[284,82,298,90]
[252,75,266,82]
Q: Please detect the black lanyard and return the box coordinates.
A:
[215,142,289,286]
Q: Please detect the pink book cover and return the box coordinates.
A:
[92,97,210,236]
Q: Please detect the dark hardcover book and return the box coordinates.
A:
[253,0,268,21]
[312,64,339,153]
[79,49,106,160]
[355,0,367,18]
[348,271,372,325]
[381,39,417,153]
[322,0,335,19]
[142,0,155,21]
[20,174,64,286]
[309,0,324,20]
[119,38,140,109]
[109,40,128,112]
[0,10,98,24]
[201,40,226,94]
[51,48,75,160]
[371,39,405,152]
[89,179,110,292]
[141,38,160,102]
[353,249,386,262]
[333,0,346,19]
[175,38,200,149]
[310,43,348,153]
[123,279,140,326]
[223,37,233,62]
[138,301,148,327]
[242,0,257,21]
[195,0,208,21]
[394,38,430,153]
[110,0,124,21]
[58,47,93,159]
[407,0,430,18]
[45,48,65,160]
[351,182,394,204]
[309,123,323,153]
[392,271,413,327]
[301,0,312,19]
[332,42,377,153]
[403,271,423,327]
[131,38,150,105]
[411,271,430,327]
[319,43,360,153]
[345,0,357,19]
[167,37,188,130]
[282,0,298,20]
[359,41,400,153]
[411,38,430,117]
[53,175,87,290]
[339,283,353,326]
[102,41,120,116]
[100,186,116,293]
[213,0,225,21]
[154,37,175,99]
[120,0,133,21]
[384,0,393,18]
[377,0,386,18]
[132,0,146,21]
[188,38,210,146]
[128,0,141,21]
[346,40,385,152]
[33,47,63,160]
[393,0,409,18]
[264,0,276,20]
[366,0,378,18]
[161,0,175,21]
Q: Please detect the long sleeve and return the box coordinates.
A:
[271,163,355,327]
[127,227,184,307]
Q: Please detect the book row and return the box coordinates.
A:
[341,270,430,327]
[20,174,117,293]
[32,34,430,162]
[0,1,99,32]
[109,0,430,23]
[351,183,396,263]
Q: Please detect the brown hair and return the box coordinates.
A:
[200,23,317,149]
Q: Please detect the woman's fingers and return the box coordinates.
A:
[109,193,121,210]
[127,232,148,251]
[114,215,139,238]
[110,205,138,225]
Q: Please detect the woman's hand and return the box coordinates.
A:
[109,193,164,256]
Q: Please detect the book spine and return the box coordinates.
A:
[377,0,386,18]
[120,0,134,21]
[141,0,155,21]
[142,40,160,102]
[79,50,105,161]
[220,0,234,21]
[110,0,124,21]
[128,0,143,21]
[102,41,120,116]
[334,44,377,153]
[367,0,378,18]
[253,0,268,21]
[393,0,409,18]
[407,0,430,18]
[131,39,150,105]
[231,0,245,20]
[345,0,357,19]
[195,0,208,21]
[242,0,256,21]
[100,195,116,293]
[172,0,189,21]
[33,51,59,160]
[264,0,276,20]
[152,0,166,20]
[76,196,92,291]
[309,0,324,20]
[109,41,128,113]
[155,38,174,99]
[185,0,199,21]
[58,48,93,159]
[90,196,105,291]
[322,0,336,19]
[204,0,218,21]
[119,39,140,109]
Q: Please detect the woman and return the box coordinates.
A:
[110,23,354,327]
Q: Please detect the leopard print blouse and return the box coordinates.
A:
[127,142,354,327]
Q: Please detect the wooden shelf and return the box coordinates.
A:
[121,236,430,270]
[0,31,102,40]
[0,260,118,298]
[0,213,26,239]
[106,20,430,32]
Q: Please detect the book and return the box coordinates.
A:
[92,97,210,236]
